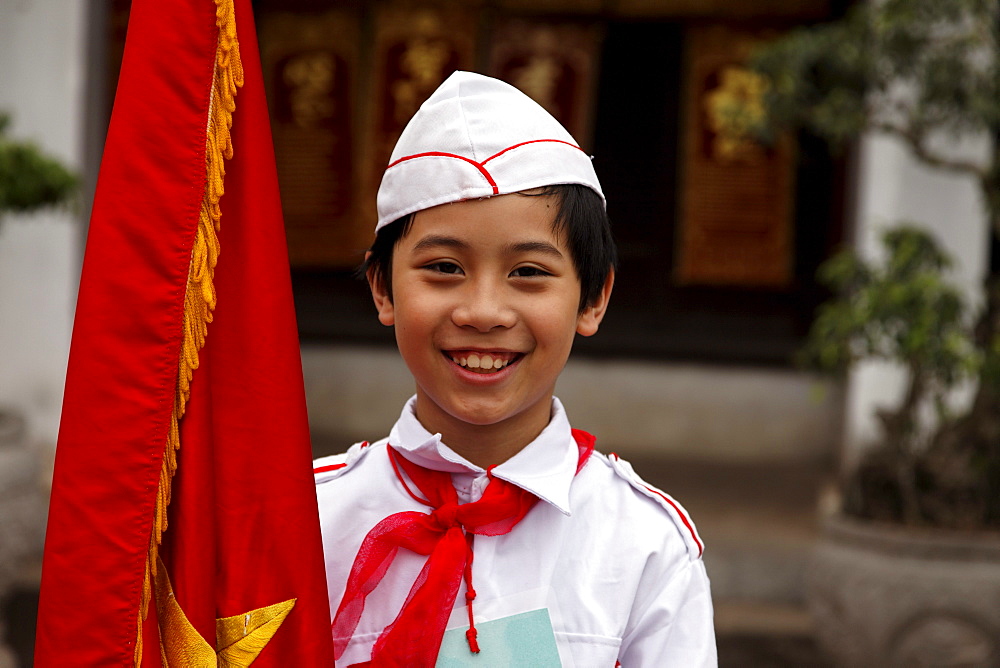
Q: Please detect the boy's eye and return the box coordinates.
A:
[425,261,462,275]
[510,265,550,278]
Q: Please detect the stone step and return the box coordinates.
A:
[617,453,834,611]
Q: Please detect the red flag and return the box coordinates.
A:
[35,0,335,665]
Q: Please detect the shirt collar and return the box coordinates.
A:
[388,396,578,515]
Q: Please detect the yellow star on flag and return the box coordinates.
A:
[155,557,296,667]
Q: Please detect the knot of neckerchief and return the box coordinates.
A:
[333,429,596,667]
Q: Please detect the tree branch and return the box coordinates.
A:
[870,121,987,178]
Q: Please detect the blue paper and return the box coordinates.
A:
[436,608,561,667]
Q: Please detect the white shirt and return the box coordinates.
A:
[314,397,717,667]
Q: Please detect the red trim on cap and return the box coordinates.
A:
[641,483,704,557]
[386,151,499,195]
[482,139,584,165]
[384,139,585,198]
[314,463,347,474]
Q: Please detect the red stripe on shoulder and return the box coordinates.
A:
[314,442,369,475]
[641,483,704,557]
[314,463,347,474]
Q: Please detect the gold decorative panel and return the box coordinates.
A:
[260,11,366,267]
[676,25,795,287]
[488,19,603,148]
[365,3,479,224]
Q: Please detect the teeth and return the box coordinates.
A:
[448,353,514,372]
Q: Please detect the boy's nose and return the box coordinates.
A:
[451,281,516,332]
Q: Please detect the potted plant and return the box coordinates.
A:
[0,112,76,222]
[744,0,1000,663]
[0,110,77,439]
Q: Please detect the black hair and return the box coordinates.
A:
[361,184,617,312]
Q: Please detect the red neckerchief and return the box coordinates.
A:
[333,429,596,667]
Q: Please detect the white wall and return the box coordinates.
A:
[843,131,991,470]
[0,0,89,461]
[302,344,844,463]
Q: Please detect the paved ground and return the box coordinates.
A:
[719,633,832,666]
[3,588,35,667]
[5,450,837,666]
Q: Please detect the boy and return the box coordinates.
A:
[314,71,716,666]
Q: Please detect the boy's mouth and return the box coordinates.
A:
[444,350,521,374]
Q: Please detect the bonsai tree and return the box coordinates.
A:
[801,226,984,526]
[0,112,77,220]
[749,0,1000,528]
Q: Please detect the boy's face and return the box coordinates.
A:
[370,191,612,449]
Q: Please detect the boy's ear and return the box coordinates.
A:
[366,252,395,326]
[576,268,614,337]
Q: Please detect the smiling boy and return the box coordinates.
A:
[314,71,716,666]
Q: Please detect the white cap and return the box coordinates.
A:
[375,70,604,232]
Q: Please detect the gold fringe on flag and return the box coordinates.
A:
[134,0,244,664]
